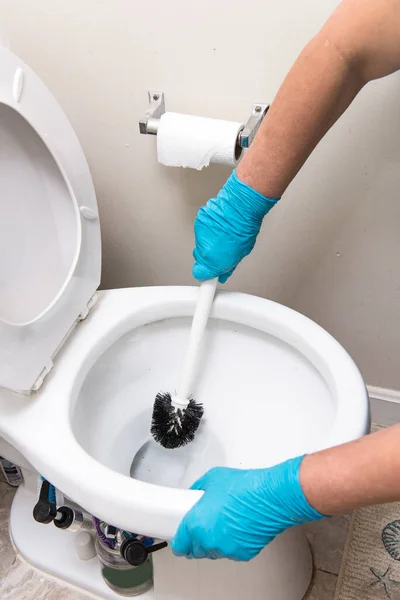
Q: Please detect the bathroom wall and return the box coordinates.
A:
[1,0,400,389]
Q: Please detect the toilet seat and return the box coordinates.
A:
[0,46,101,393]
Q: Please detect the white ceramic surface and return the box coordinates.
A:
[0,287,369,540]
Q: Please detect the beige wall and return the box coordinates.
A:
[1,0,400,388]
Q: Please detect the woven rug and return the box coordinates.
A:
[334,502,400,599]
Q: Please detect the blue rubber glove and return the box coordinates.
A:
[192,170,279,283]
[170,456,324,561]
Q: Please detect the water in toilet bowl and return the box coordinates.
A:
[72,316,334,489]
[129,425,224,488]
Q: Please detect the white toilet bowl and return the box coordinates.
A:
[0,45,370,599]
[3,285,370,600]
[0,285,370,539]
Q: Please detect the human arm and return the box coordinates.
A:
[237,0,400,198]
[301,422,400,515]
[193,0,400,282]
[171,424,400,560]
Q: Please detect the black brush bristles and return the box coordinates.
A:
[151,392,204,449]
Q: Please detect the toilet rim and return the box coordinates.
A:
[3,287,369,539]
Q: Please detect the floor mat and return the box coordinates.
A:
[335,502,400,599]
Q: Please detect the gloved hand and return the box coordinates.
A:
[170,456,324,561]
[192,170,279,283]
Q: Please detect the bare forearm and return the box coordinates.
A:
[237,0,400,198]
[237,34,362,198]
[300,424,400,515]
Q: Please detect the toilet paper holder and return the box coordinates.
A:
[139,91,269,149]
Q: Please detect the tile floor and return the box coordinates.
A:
[304,514,351,599]
[0,475,349,599]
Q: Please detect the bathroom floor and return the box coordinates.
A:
[0,472,348,600]
[304,515,351,599]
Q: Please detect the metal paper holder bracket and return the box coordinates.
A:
[139,91,269,150]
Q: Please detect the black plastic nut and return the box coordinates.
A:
[120,539,168,566]
[33,479,57,524]
[121,539,149,566]
[33,500,57,524]
[54,506,74,529]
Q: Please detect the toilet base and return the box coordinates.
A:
[10,481,144,599]
[10,477,313,600]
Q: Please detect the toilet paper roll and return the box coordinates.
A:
[157,112,244,170]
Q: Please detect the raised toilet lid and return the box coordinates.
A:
[0,46,101,393]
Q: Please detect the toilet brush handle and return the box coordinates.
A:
[175,278,218,405]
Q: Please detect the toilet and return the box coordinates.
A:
[0,45,370,600]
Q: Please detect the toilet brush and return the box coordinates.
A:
[151,278,218,449]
